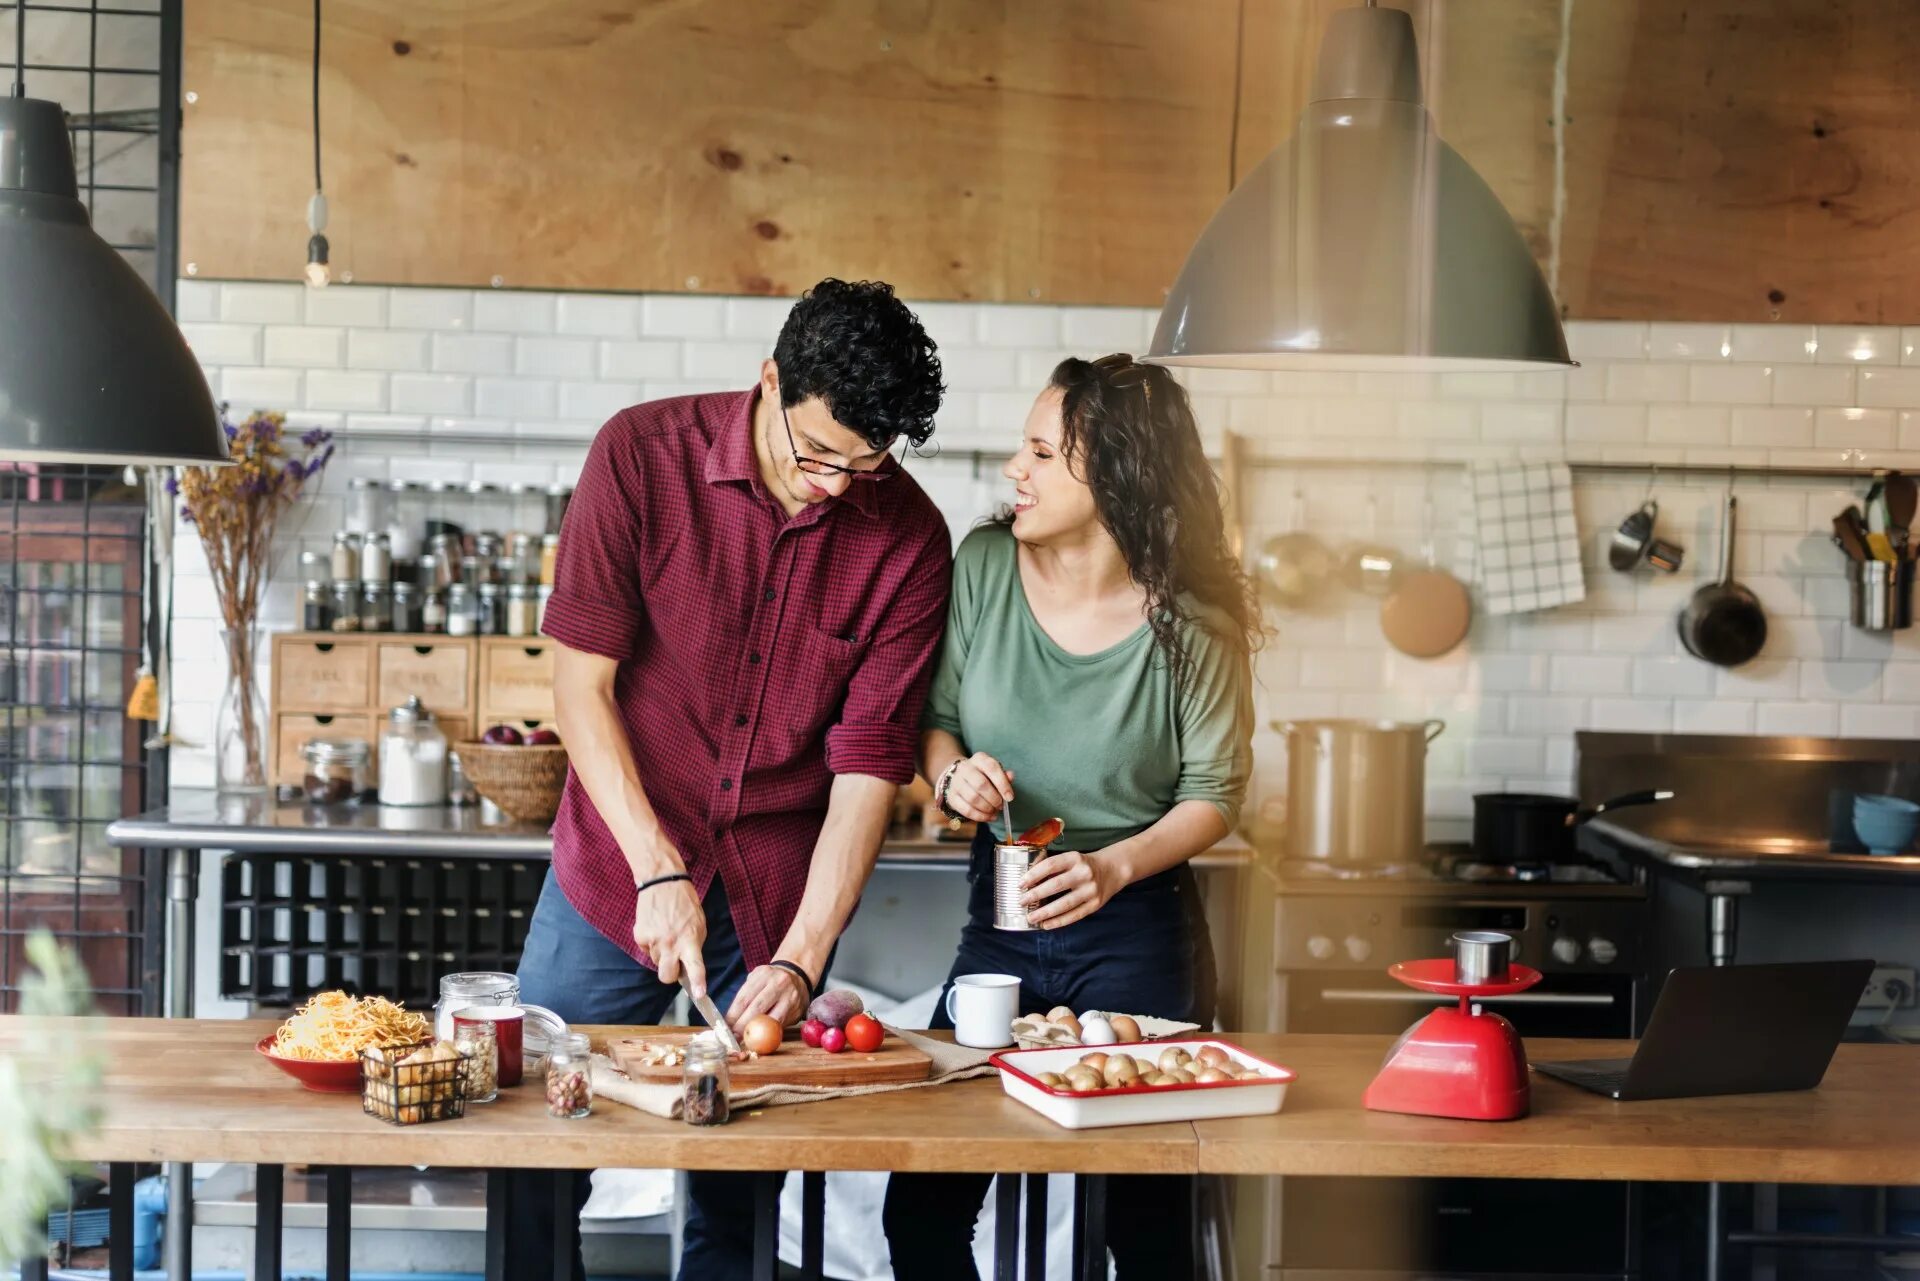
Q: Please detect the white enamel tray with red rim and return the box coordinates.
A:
[990,1038,1295,1130]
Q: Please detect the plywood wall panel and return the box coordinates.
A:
[179,0,1242,304]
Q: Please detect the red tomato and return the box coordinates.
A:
[844,1013,884,1053]
[820,1026,848,1054]
[801,1019,826,1048]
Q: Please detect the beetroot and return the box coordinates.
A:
[805,989,864,1030]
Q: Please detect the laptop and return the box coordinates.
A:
[1533,959,1874,1101]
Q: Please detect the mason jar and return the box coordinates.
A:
[546,1033,594,1119]
[681,1033,731,1126]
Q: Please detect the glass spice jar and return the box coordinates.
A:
[509,531,538,585]
[446,583,476,637]
[682,1033,731,1126]
[360,531,394,583]
[328,580,361,632]
[539,533,559,586]
[302,576,331,632]
[546,1033,593,1119]
[330,530,362,582]
[506,583,536,637]
[422,587,448,635]
[391,580,423,634]
[477,582,505,636]
[360,581,393,632]
[453,1019,499,1104]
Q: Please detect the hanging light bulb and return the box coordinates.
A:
[301,0,330,288]
[305,191,329,288]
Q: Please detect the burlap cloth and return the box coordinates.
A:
[590,1025,997,1120]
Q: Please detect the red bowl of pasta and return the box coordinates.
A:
[258,991,434,1093]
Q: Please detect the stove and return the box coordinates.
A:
[1252,846,1648,1279]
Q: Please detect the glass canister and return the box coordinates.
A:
[509,531,538,585]
[539,533,559,586]
[301,737,371,804]
[347,477,385,535]
[378,695,448,806]
[360,531,394,583]
[427,533,462,587]
[329,580,360,632]
[681,1033,731,1126]
[386,479,422,563]
[302,576,330,632]
[433,971,517,1043]
[546,1032,594,1119]
[422,587,447,635]
[452,1018,499,1104]
[477,582,505,636]
[446,583,476,636]
[506,583,536,637]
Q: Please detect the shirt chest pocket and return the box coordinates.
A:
[781,625,867,743]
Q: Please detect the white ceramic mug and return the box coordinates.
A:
[944,973,1020,1049]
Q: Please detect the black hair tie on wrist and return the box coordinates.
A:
[636,872,692,894]
[770,958,815,1001]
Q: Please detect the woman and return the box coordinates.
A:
[882,354,1258,1280]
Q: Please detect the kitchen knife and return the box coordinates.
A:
[682,977,743,1054]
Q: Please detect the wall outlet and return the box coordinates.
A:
[1860,966,1918,1010]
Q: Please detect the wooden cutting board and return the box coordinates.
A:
[608,1029,934,1088]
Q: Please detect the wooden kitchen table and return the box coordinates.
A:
[0,1017,1194,1281]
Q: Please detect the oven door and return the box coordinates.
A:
[1287,969,1636,1039]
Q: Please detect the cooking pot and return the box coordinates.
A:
[1471,789,1673,865]
[1278,718,1444,865]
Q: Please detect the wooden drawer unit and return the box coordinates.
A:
[479,638,556,723]
[375,640,475,717]
[272,635,374,712]
[272,712,375,785]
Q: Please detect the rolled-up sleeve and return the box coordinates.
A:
[824,526,953,782]
[540,418,647,660]
[1172,623,1255,831]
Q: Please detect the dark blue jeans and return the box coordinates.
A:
[882,831,1216,1281]
[512,867,769,1281]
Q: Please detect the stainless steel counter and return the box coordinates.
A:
[105,789,1252,867]
[1585,813,1920,882]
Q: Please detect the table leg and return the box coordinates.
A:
[552,1171,582,1281]
[994,1174,1021,1281]
[1705,1180,1725,1281]
[751,1173,780,1281]
[484,1169,509,1281]
[1076,1174,1108,1281]
[166,1160,193,1280]
[800,1170,826,1280]
[254,1164,283,1281]
[1024,1173,1047,1280]
[109,1163,135,1281]
[325,1166,351,1281]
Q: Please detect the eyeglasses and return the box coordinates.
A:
[780,401,894,482]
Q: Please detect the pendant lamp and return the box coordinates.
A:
[1146,2,1572,372]
[0,4,228,465]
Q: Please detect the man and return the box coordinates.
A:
[515,278,952,1278]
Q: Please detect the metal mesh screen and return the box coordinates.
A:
[0,1,175,1014]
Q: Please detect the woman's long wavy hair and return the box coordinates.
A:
[1018,353,1262,687]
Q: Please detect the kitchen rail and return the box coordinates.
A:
[7,1018,1914,1281]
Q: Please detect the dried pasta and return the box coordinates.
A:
[271,991,430,1062]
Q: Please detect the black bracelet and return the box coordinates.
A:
[636,871,692,894]
[770,958,815,1001]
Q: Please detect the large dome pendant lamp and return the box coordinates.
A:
[1147,1,1573,373]
[0,0,227,464]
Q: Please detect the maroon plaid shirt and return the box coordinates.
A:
[540,388,952,972]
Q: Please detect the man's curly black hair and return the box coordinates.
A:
[772,279,944,451]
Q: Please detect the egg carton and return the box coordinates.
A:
[1011,1011,1202,1051]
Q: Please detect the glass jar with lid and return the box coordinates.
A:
[359,581,393,632]
[539,533,560,586]
[546,1032,594,1119]
[302,577,331,632]
[681,1033,731,1126]
[422,587,448,635]
[347,477,386,535]
[301,737,371,805]
[378,695,448,806]
[477,582,505,636]
[392,581,423,633]
[433,971,517,1043]
[446,583,476,636]
[506,583,537,637]
[360,531,393,583]
[330,530,362,582]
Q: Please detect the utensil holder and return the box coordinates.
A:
[1451,931,1513,984]
[1848,559,1915,631]
[993,843,1038,931]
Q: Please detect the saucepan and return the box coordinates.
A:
[1471,789,1673,865]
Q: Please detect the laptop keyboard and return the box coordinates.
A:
[1539,1060,1632,1093]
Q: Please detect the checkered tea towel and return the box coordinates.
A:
[1468,462,1585,615]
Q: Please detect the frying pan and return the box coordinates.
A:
[1678,493,1766,667]
[1471,789,1674,865]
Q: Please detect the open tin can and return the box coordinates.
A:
[993,843,1040,931]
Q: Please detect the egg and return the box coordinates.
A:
[741,1015,784,1056]
[1046,1005,1076,1023]
[1079,1015,1117,1045]
[1108,1014,1142,1042]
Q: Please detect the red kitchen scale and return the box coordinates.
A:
[1362,946,1542,1122]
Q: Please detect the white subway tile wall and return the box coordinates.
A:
[168,283,1920,822]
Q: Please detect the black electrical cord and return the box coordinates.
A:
[311,0,322,191]
[13,0,27,98]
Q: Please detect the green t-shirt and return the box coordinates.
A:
[922,524,1253,853]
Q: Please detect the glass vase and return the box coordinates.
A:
[215,625,269,794]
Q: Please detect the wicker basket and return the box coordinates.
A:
[454,741,569,821]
